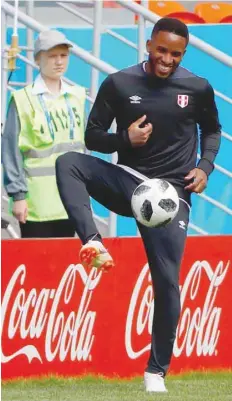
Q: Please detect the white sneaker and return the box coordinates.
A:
[144,372,168,393]
[79,240,115,271]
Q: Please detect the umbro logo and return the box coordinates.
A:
[179,220,187,230]
[129,95,142,104]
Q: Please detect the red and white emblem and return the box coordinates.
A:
[177,94,189,108]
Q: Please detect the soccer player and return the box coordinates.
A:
[56,18,221,392]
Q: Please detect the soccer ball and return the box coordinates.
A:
[131,178,179,228]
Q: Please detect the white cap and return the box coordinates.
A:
[34,30,73,57]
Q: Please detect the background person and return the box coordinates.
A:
[2,30,86,238]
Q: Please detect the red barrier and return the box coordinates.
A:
[1,237,232,379]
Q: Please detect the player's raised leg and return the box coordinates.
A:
[56,151,140,270]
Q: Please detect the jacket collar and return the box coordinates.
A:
[31,74,74,96]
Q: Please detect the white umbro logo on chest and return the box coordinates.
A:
[129,95,142,104]
[177,94,189,108]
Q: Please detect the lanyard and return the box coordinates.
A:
[38,93,75,140]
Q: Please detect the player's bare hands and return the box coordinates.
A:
[184,168,207,193]
[128,115,153,147]
[13,199,28,223]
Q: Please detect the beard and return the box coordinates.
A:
[148,54,156,75]
[147,54,179,78]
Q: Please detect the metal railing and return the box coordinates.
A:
[57,2,138,50]
[2,0,232,109]
[57,0,232,107]
[1,2,117,75]
[116,0,232,68]
[189,223,208,236]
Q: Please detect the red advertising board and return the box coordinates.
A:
[1,237,232,379]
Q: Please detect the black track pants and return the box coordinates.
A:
[56,152,190,375]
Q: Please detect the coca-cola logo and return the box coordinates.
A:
[125,260,230,359]
[1,258,230,367]
[1,264,102,363]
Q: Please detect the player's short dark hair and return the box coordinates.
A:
[151,17,189,45]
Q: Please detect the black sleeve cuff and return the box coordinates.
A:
[197,159,214,177]
[119,129,132,149]
[12,192,27,201]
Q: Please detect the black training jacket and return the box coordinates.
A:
[85,63,221,190]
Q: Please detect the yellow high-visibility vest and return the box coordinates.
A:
[13,83,86,221]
